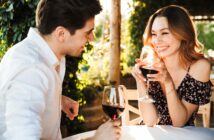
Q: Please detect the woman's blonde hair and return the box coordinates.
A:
[143,5,204,68]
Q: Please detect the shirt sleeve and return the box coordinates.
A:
[181,80,212,105]
[3,66,49,140]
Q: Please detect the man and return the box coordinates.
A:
[0,0,121,139]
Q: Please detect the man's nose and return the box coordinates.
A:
[87,32,94,42]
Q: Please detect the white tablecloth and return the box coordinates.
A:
[63,125,214,140]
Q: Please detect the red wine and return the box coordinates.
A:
[102,104,124,120]
[140,67,158,79]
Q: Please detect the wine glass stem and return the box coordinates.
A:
[146,80,149,96]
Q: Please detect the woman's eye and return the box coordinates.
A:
[162,32,169,35]
[151,33,156,36]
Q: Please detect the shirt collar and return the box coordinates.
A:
[27,27,64,67]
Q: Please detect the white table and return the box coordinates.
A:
[63,125,214,140]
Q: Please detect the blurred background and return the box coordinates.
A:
[0,0,214,138]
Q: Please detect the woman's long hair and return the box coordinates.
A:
[143,5,204,68]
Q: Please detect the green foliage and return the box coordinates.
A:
[0,0,38,53]
[121,0,164,75]
[196,22,214,51]
[126,0,162,67]
[0,40,7,58]
[76,13,111,88]
[120,18,133,75]
[77,42,110,89]
[94,24,103,41]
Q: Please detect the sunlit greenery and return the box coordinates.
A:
[124,0,162,69]
[197,22,214,52]
[77,43,110,87]
[77,13,110,87]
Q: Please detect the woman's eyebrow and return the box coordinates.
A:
[152,28,169,32]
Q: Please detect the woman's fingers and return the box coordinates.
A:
[131,64,146,82]
[147,64,169,82]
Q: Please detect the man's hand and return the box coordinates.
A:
[89,120,121,140]
[61,95,79,120]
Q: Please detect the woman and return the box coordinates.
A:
[132,5,212,127]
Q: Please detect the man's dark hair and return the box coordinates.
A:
[36,0,102,35]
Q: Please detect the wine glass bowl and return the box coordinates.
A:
[102,84,125,120]
[139,46,160,103]
[139,67,158,80]
[140,45,160,63]
[140,46,160,75]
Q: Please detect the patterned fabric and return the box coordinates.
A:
[148,73,212,126]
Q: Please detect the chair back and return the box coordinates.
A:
[120,85,141,126]
[197,79,214,128]
[197,103,211,127]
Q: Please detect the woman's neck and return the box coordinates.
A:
[163,53,181,71]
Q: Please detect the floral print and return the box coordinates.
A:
[148,73,212,126]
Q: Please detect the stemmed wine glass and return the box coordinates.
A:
[138,46,160,103]
[102,82,125,120]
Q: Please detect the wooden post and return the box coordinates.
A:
[109,0,121,85]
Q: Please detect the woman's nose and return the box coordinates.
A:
[153,34,163,44]
[157,34,163,42]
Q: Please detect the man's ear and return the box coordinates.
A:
[53,26,68,42]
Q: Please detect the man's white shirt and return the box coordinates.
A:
[0,28,65,140]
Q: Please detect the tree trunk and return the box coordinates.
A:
[109,0,121,85]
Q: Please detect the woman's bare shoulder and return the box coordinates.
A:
[189,58,211,82]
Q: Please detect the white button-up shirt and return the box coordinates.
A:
[0,28,65,140]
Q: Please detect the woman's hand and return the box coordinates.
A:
[147,59,172,84]
[131,58,147,83]
[61,95,79,120]
[131,59,148,96]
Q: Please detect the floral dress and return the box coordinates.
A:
[147,72,212,126]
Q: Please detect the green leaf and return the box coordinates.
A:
[6,3,13,12]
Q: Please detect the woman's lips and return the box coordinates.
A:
[156,46,168,52]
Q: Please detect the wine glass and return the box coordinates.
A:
[138,46,160,103]
[102,83,125,120]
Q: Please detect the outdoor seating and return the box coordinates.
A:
[121,85,213,127]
